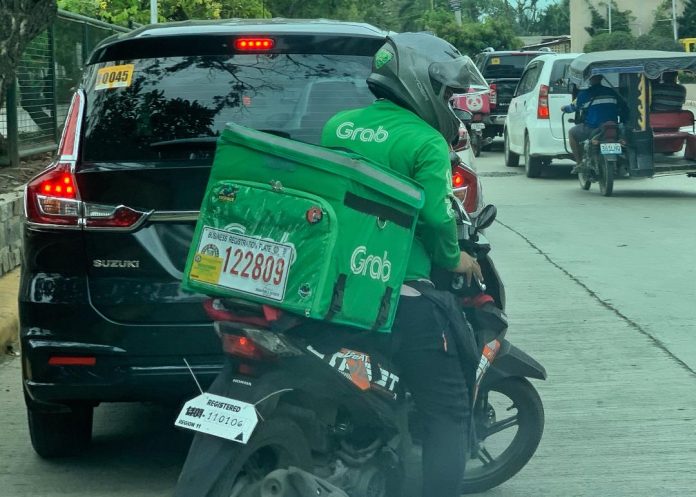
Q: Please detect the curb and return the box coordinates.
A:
[0,269,20,353]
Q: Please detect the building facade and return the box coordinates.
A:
[570,0,685,52]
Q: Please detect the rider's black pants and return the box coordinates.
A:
[391,282,472,497]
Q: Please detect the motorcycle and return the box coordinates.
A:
[173,201,546,497]
[452,90,492,158]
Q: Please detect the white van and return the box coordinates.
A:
[504,53,582,177]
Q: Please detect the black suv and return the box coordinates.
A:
[20,19,386,457]
[473,49,549,142]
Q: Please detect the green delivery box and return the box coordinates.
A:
[182,124,424,332]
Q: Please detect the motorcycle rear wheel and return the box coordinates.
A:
[176,418,312,497]
[460,377,544,494]
[598,156,615,197]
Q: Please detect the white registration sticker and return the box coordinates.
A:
[174,393,258,444]
[600,143,622,155]
[470,123,486,131]
[189,227,293,302]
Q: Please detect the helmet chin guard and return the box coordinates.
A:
[367,33,487,143]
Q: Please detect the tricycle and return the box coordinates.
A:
[563,50,696,196]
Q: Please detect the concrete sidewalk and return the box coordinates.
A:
[0,269,20,353]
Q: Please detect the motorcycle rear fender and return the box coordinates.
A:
[483,339,547,385]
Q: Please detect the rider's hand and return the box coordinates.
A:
[452,251,483,286]
[561,105,572,113]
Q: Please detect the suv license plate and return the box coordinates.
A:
[600,143,622,155]
[190,227,293,302]
[471,123,485,130]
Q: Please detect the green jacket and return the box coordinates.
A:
[321,99,460,281]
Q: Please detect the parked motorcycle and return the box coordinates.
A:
[173,201,546,497]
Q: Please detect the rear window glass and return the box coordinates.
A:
[549,59,573,94]
[481,55,540,79]
[82,54,374,162]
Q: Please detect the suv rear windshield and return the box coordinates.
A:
[480,54,540,79]
[81,54,374,162]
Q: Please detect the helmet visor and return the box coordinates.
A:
[429,56,488,94]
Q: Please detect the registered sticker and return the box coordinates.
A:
[600,142,622,155]
[490,57,500,65]
[95,64,134,91]
[174,393,258,444]
[189,227,293,301]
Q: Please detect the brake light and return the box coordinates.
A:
[489,83,497,110]
[452,164,480,214]
[26,163,82,226]
[25,90,147,230]
[222,334,270,360]
[537,84,550,119]
[235,38,274,50]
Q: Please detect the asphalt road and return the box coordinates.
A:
[1,143,696,496]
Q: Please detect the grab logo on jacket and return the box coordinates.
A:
[350,246,392,282]
[336,121,389,143]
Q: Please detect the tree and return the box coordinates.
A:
[650,0,676,39]
[58,0,267,26]
[0,1,58,148]
[533,0,569,36]
[422,8,519,56]
[584,0,634,36]
[583,31,635,52]
[634,34,683,51]
[678,0,696,39]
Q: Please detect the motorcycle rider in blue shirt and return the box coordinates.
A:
[562,74,619,173]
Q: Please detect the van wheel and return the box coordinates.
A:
[524,135,542,178]
[504,131,519,167]
[27,404,93,458]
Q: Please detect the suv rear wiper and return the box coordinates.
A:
[150,137,218,148]
[149,130,291,149]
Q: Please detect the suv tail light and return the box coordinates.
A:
[489,83,497,110]
[537,84,550,119]
[451,163,481,214]
[25,90,148,231]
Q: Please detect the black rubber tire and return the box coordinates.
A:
[578,168,591,190]
[461,377,545,494]
[471,133,482,158]
[207,418,312,497]
[598,156,615,197]
[524,136,542,178]
[27,405,93,458]
[504,131,519,167]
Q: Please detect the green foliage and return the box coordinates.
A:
[583,31,635,52]
[678,0,696,38]
[58,0,267,26]
[422,9,519,56]
[634,34,683,51]
[650,0,675,39]
[584,0,634,36]
[534,0,569,36]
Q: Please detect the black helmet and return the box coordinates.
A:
[367,32,487,143]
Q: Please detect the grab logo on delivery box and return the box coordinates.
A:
[350,246,392,282]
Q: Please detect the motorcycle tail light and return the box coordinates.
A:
[452,164,481,214]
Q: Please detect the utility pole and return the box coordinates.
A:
[150,0,158,24]
[672,0,679,40]
[608,1,612,33]
[449,0,462,25]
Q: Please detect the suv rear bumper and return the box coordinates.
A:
[23,337,223,408]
